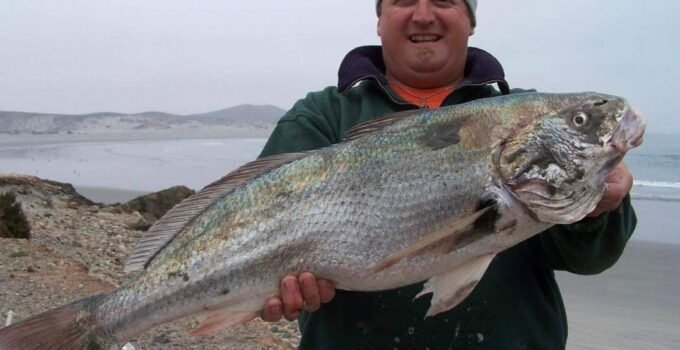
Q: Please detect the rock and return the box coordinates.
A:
[0,191,31,239]
[126,216,154,232]
[0,174,95,207]
[0,173,300,348]
[152,334,171,344]
[121,186,195,228]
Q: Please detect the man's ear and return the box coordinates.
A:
[377,17,382,37]
[469,28,475,36]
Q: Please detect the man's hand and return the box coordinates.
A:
[261,272,336,322]
[587,162,634,217]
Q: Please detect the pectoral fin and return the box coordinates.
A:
[372,207,492,272]
[416,254,495,318]
[188,310,257,337]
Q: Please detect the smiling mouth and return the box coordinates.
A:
[409,34,441,43]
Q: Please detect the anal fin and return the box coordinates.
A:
[416,254,495,318]
[188,310,257,337]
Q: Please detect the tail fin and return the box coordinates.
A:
[0,294,113,350]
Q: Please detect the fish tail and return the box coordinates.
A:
[0,294,115,350]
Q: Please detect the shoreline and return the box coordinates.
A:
[0,125,274,147]
[73,185,151,204]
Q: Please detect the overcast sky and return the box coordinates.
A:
[0,0,677,133]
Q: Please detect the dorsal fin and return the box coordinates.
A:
[343,109,423,141]
[124,152,308,274]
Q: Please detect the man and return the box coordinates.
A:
[258,0,636,348]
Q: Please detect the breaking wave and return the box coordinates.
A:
[631,194,680,202]
[634,180,680,189]
[632,180,680,202]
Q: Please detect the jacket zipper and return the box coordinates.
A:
[346,76,509,109]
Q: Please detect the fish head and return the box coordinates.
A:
[496,93,646,224]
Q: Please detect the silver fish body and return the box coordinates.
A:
[0,92,646,349]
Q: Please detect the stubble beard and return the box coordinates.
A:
[415,48,435,62]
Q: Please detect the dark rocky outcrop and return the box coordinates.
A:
[0,192,31,239]
[0,175,95,207]
[0,173,300,348]
[121,186,195,230]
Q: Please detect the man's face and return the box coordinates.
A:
[377,0,473,88]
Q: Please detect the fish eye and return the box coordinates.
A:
[572,112,588,127]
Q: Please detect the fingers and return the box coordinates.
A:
[261,297,283,322]
[281,275,303,321]
[261,273,337,323]
[318,278,336,304]
[587,162,634,217]
[606,162,633,195]
[299,272,321,312]
[603,163,633,209]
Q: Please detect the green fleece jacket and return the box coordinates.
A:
[259,46,636,350]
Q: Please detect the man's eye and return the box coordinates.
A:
[432,0,458,8]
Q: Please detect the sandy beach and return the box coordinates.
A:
[0,124,274,147]
[558,240,680,350]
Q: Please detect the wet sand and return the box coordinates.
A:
[558,240,680,350]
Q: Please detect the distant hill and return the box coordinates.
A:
[187,104,286,123]
[0,104,286,135]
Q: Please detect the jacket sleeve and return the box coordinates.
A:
[531,195,637,274]
[259,95,339,158]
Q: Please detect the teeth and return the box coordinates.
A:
[410,35,439,42]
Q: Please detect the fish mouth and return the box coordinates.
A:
[628,124,645,148]
[605,106,646,153]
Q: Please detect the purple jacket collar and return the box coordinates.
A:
[337,45,509,94]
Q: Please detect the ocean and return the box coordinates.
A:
[0,134,678,243]
[625,133,680,201]
[0,138,268,192]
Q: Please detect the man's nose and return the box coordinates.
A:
[412,0,436,25]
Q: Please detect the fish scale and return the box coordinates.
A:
[0,92,646,349]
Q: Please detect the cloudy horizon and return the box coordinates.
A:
[1,0,677,133]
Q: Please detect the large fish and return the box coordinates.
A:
[0,92,645,349]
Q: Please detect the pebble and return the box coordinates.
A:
[2,175,302,349]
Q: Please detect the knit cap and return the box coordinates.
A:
[375,0,477,27]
